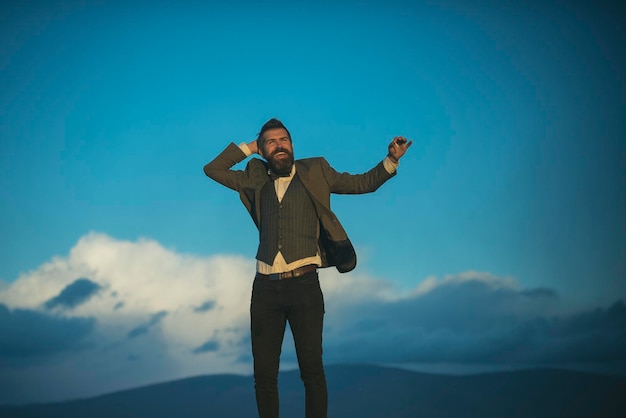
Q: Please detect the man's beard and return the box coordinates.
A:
[267,149,294,176]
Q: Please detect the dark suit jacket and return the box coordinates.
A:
[204,142,396,272]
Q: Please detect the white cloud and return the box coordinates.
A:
[1,232,624,405]
[0,232,256,403]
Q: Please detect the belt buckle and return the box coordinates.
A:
[268,273,281,281]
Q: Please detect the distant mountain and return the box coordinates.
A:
[1,364,625,417]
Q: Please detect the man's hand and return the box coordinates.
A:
[247,140,259,155]
[387,136,413,163]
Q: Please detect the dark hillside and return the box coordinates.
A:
[1,365,624,418]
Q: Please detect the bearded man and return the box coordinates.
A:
[204,118,411,418]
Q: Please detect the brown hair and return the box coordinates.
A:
[256,118,291,153]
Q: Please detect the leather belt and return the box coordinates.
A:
[256,264,318,281]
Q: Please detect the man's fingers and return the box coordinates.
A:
[391,137,406,148]
[389,137,412,157]
[393,137,412,148]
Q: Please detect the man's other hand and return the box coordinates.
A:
[387,136,413,163]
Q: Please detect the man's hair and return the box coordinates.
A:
[257,118,291,153]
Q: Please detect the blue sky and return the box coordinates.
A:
[1,0,625,404]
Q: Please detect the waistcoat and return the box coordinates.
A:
[256,174,318,265]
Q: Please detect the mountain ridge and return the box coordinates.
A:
[2,364,625,417]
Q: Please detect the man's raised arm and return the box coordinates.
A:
[203,142,250,191]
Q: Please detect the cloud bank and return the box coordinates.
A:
[0,232,624,404]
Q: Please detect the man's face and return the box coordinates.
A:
[260,128,294,176]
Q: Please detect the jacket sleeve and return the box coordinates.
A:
[203,142,248,191]
[320,157,396,194]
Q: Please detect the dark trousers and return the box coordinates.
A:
[250,270,327,418]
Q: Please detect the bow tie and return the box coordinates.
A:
[268,170,291,181]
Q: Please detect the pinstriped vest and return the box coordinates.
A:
[256,174,318,265]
